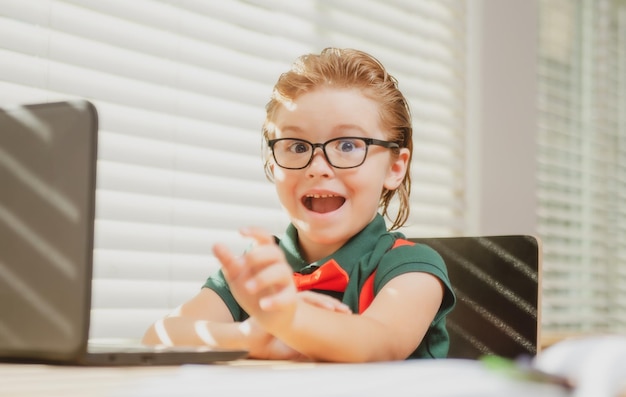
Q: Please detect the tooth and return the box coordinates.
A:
[306,194,339,198]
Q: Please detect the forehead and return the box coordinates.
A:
[271,87,384,138]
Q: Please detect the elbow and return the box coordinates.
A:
[141,319,173,346]
[141,324,159,345]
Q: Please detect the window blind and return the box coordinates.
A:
[0,0,467,339]
[537,0,626,335]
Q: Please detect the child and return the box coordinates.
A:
[142,48,456,362]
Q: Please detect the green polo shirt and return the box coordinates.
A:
[203,214,456,359]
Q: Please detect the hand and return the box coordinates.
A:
[239,293,350,360]
[213,227,298,329]
[239,317,306,360]
[297,291,352,314]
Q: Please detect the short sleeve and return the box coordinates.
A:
[374,242,456,323]
[203,270,247,321]
[373,241,457,358]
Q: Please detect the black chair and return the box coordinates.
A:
[410,235,541,359]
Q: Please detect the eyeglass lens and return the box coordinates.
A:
[271,137,368,169]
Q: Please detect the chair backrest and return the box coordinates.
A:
[409,235,541,360]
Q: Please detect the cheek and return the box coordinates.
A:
[347,170,387,199]
[272,166,288,184]
[272,169,298,204]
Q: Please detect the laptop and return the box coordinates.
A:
[0,100,248,365]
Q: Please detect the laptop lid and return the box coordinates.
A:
[410,235,541,360]
[0,100,247,365]
[0,100,97,362]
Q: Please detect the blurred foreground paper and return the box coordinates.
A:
[112,359,570,397]
[534,335,626,397]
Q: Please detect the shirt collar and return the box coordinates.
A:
[278,213,388,273]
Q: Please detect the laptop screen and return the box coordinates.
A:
[0,100,98,361]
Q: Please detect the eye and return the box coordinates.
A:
[333,138,364,153]
[287,140,310,154]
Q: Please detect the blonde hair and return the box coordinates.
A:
[263,48,413,231]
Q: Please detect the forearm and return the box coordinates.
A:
[264,302,403,363]
[142,316,247,350]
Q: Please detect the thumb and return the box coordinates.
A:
[239,226,276,246]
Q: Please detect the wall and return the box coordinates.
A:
[466,0,539,236]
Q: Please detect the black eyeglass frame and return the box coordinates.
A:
[266,136,400,170]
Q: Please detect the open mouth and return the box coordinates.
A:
[302,194,346,214]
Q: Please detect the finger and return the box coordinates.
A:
[259,284,296,311]
[239,226,276,246]
[319,298,352,314]
[333,303,352,314]
[212,243,243,281]
[244,263,292,294]
[241,243,288,274]
[299,291,352,313]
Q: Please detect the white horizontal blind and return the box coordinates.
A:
[537,0,626,335]
[0,0,467,339]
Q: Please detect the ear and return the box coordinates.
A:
[383,148,410,190]
[265,160,277,182]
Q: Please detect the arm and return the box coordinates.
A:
[215,227,444,363]
[141,279,351,359]
[141,288,301,359]
[285,272,443,362]
[141,288,247,350]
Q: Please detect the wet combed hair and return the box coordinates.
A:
[262,47,413,231]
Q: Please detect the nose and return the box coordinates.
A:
[306,147,333,177]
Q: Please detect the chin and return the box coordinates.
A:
[295,219,354,242]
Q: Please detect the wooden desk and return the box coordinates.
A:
[0,359,571,397]
[0,363,177,397]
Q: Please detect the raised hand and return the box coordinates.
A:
[212,227,298,329]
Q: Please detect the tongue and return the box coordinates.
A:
[310,196,345,213]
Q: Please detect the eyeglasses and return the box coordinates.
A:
[267,136,400,170]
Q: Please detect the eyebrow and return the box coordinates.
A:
[276,124,370,136]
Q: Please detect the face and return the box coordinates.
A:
[269,87,409,263]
